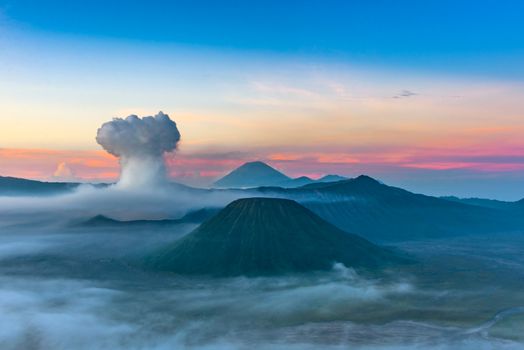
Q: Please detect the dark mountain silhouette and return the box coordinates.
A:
[147,198,407,276]
[276,174,349,188]
[0,175,200,196]
[213,161,290,188]
[77,208,220,228]
[278,176,315,187]
[0,168,348,195]
[254,175,524,242]
[441,196,518,210]
[0,176,80,196]
[4,173,524,242]
[318,174,348,182]
[80,214,180,228]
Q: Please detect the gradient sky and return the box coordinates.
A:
[1,0,524,199]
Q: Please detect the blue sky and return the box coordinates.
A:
[2,0,524,75]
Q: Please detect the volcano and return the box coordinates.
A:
[213,161,290,188]
[213,161,346,188]
[148,197,406,276]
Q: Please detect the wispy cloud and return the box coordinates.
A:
[392,90,418,99]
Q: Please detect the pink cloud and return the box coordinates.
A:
[2,145,524,186]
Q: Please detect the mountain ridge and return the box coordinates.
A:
[253,175,523,241]
[0,175,80,196]
[76,208,220,227]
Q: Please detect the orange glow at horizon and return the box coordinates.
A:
[2,144,524,185]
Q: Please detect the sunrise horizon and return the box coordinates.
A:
[2,2,524,200]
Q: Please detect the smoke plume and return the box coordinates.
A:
[96,112,180,189]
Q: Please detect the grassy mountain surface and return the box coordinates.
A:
[147,198,407,276]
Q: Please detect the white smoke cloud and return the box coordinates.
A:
[96,111,181,189]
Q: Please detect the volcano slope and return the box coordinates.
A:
[253,175,523,242]
[147,198,407,276]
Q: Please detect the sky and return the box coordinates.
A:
[1,0,524,199]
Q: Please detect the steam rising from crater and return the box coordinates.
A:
[96,112,180,189]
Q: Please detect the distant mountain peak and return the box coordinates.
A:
[79,214,120,226]
[353,175,380,184]
[213,161,290,188]
[234,161,284,173]
[318,174,347,182]
[213,161,383,189]
[243,161,272,167]
[295,174,382,191]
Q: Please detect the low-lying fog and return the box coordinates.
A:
[1,186,524,350]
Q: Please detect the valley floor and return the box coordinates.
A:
[1,225,524,349]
